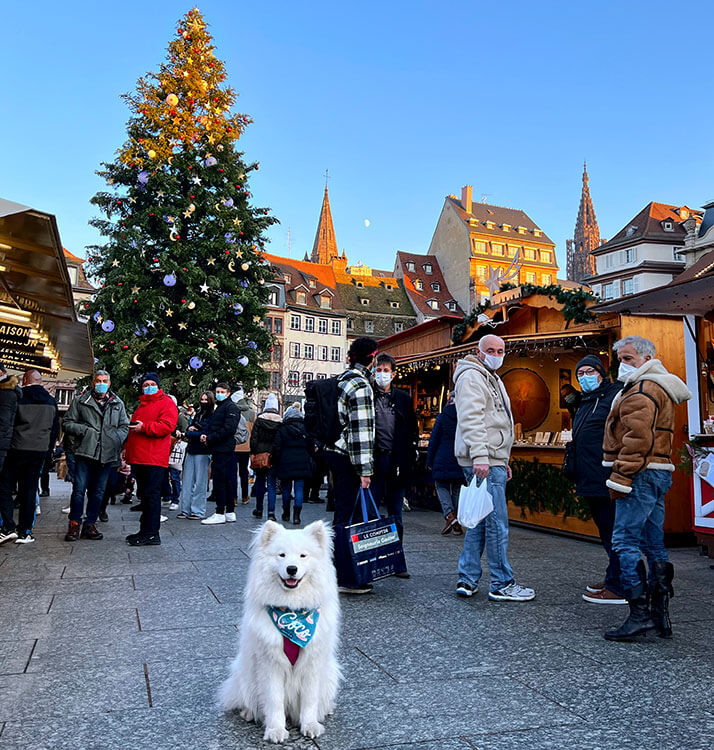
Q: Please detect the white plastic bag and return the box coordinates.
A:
[457,475,494,529]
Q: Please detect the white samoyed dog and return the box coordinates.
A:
[218,520,341,744]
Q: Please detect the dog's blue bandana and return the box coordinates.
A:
[266,607,320,665]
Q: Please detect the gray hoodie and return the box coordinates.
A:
[453,355,514,468]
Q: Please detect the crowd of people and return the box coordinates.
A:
[0,331,691,641]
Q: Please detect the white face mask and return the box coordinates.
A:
[618,362,637,381]
[374,371,393,388]
[482,353,504,371]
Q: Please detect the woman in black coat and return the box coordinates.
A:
[249,394,282,521]
[567,355,624,604]
[0,371,21,475]
[272,406,314,525]
[426,399,465,536]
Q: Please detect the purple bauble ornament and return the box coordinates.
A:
[233,303,243,315]
[102,320,115,332]
[223,198,234,208]
[237,355,249,366]
[247,341,257,350]
[189,357,203,370]
[204,156,217,167]
[137,171,149,185]
[224,232,235,243]
[163,273,177,287]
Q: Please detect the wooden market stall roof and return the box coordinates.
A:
[0,198,93,375]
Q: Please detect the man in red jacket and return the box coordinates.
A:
[125,373,178,546]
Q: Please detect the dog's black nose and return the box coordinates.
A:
[286,565,298,576]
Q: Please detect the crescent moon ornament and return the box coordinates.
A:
[168,156,174,164]
[228,260,235,272]
[111,293,116,303]
[189,376,197,386]
[133,353,142,365]
[170,228,179,242]
[215,203,221,211]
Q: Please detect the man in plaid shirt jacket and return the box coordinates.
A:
[327,337,379,594]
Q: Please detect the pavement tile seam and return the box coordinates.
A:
[353,646,399,684]
[505,675,590,721]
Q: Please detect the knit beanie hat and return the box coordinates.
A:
[141,372,161,388]
[575,355,607,379]
[264,393,279,412]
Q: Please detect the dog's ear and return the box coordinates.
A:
[304,520,331,550]
[259,519,281,547]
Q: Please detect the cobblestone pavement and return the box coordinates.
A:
[0,478,712,750]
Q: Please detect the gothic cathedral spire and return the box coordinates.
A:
[567,162,600,282]
[310,186,339,264]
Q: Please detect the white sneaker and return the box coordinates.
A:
[0,530,18,545]
[488,582,535,602]
[402,497,411,512]
[61,506,70,514]
[201,513,226,525]
[168,503,179,511]
[160,515,168,523]
[225,512,236,523]
[15,534,35,544]
[35,505,41,515]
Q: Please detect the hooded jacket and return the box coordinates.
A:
[125,389,178,467]
[426,403,464,481]
[233,396,256,453]
[0,376,21,459]
[62,388,130,465]
[272,408,315,480]
[603,358,692,495]
[570,379,622,497]
[11,384,59,454]
[250,409,282,457]
[453,355,514,468]
[204,397,240,454]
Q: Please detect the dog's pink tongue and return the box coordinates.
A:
[283,638,300,666]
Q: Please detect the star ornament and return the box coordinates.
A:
[131,286,140,294]
[111,259,120,267]
[232,217,242,227]
[157,190,165,198]
[191,176,202,185]
[207,341,217,350]
[156,359,167,368]
[183,209,192,218]
[178,322,187,330]
[165,308,174,317]
[199,282,210,293]
[207,257,216,265]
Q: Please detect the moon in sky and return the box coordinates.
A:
[363,219,370,227]
[133,353,142,365]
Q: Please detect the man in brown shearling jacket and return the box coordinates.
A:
[603,336,691,642]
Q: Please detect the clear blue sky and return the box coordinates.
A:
[2,1,713,274]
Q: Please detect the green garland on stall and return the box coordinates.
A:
[508,458,592,521]
[452,284,598,344]
[451,300,490,344]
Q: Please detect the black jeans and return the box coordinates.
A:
[236,453,250,500]
[307,456,327,500]
[371,451,405,541]
[327,452,361,587]
[585,495,623,596]
[0,450,44,535]
[212,453,236,514]
[133,465,165,536]
[40,450,53,493]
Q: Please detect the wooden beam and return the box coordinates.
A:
[0,233,57,257]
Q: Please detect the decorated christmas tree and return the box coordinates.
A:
[86,7,277,404]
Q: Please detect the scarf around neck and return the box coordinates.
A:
[266,606,320,665]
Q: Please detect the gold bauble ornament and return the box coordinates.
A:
[241,263,249,271]
[166,93,179,107]
[148,149,157,159]
[187,301,196,310]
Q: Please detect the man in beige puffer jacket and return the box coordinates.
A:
[603,335,691,643]
[453,334,535,602]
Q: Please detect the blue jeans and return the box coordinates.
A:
[435,480,461,517]
[457,466,514,592]
[179,453,210,517]
[162,466,182,502]
[255,468,277,515]
[282,479,304,512]
[69,457,112,525]
[612,470,672,591]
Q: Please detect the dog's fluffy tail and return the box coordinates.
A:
[217,675,242,712]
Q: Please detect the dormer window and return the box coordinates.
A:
[414,279,423,291]
[501,223,511,232]
[284,273,292,283]
[423,263,433,274]
[431,281,441,292]
[296,290,307,305]
[517,226,527,234]
[446,300,457,312]
[626,225,637,237]
[355,280,364,288]
[534,229,542,237]
[405,261,416,272]
[427,299,439,310]
[385,283,393,291]
[308,278,316,288]
[663,221,674,232]
[485,220,496,230]
[320,295,332,309]
[389,301,400,309]
[360,298,370,306]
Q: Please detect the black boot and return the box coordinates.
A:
[650,560,674,638]
[604,561,654,642]
[281,506,290,522]
[293,507,301,525]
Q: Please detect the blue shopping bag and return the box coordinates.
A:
[336,488,407,585]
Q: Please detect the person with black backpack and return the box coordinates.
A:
[250,393,282,520]
[313,337,378,595]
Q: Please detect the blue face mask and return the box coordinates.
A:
[578,374,600,393]
[94,382,109,395]
[215,392,228,402]
[143,385,158,396]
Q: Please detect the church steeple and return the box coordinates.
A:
[310,186,339,264]
[567,161,600,282]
